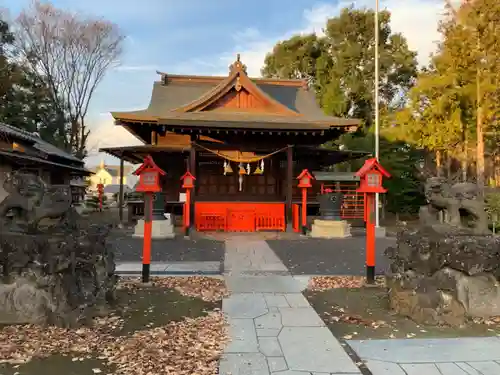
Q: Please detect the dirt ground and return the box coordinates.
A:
[0,281,224,375]
[305,285,500,341]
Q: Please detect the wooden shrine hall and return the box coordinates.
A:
[100,55,369,232]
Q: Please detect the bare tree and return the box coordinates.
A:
[14,0,125,158]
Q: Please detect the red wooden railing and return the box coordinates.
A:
[320,182,365,220]
[194,202,286,232]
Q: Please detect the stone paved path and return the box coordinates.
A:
[219,239,361,375]
[349,337,500,375]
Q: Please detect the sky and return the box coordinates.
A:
[1,0,453,167]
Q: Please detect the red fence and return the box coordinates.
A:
[194,202,286,232]
[320,182,365,220]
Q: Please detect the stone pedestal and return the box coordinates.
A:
[310,219,351,238]
[133,217,175,239]
[375,226,387,238]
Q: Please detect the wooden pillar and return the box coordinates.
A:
[151,130,158,146]
[189,135,197,229]
[286,145,293,224]
[119,152,124,222]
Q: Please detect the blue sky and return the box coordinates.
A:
[2,0,448,167]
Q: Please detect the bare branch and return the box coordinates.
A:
[13,0,125,158]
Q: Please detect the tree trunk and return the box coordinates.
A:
[462,125,468,182]
[476,72,485,196]
[436,150,442,177]
[446,152,452,179]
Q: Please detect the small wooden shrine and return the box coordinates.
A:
[101,55,368,232]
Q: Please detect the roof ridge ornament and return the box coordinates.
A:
[229,53,247,75]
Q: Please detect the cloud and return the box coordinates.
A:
[114,65,160,72]
[84,114,143,166]
[85,0,450,164]
[213,0,448,77]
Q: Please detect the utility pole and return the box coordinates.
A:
[374,0,380,227]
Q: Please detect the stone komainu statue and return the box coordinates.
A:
[0,171,117,327]
[0,171,76,233]
[419,177,489,234]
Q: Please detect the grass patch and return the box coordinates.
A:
[305,286,500,341]
[0,280,227,375]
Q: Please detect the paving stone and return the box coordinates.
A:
[466,361,500,375]
[219,353,270,375]
[291,276,311,291]
[279,307,324,327]
[363,360,406,375]
[278,327,360,374]
[258,337,283,357]
[284,293,311,308]
[258,263,289,272]
[456,363,483,374]
[226,276,303,293]
[435,363,470,375]
[115,262,168,272]
[257,328,281,337]
[400,363,442,375]
[223,293,268,319]
[225,318,259,353]
[264,293,290,308]
[254,311,282,330]
[348,337,500,363]
[165,261,220,273]
[267,357,288,372]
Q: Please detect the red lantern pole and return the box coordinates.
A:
[301,187,308,235]
[365,193,376,284]
[184,187,191,236]
[180,172,196,236]
[142,192,153,283]
[132,155,166,283]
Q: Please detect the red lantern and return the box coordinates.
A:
[356,158,390,194]
[133,155,166,193]
[296,169,314,234]
[97,183,104,194]
[355,157,391,285]
[297,169,313,188]
[181,171,196,189]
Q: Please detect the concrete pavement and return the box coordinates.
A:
[349,337,500,374]
[219,238,500,375]
[219,239,362,375]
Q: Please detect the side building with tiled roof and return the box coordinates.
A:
[0,122,91,203]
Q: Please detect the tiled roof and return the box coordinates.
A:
[0,122,83,164]
[111,81,359,129]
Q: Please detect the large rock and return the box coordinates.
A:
[0,171,117,327]
[0,226,117,327]
[385,226,500,326]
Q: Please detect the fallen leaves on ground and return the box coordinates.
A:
[0,311,228,375]
[118,276,229,302]
[105,311,228,375]
[471,316,500,326]
[322,309,390,329]
[308,276,385,291]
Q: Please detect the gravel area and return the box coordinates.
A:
[267,237,396,275]
[109,231,225,264]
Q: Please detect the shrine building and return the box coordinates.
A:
[100,55,368,232]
